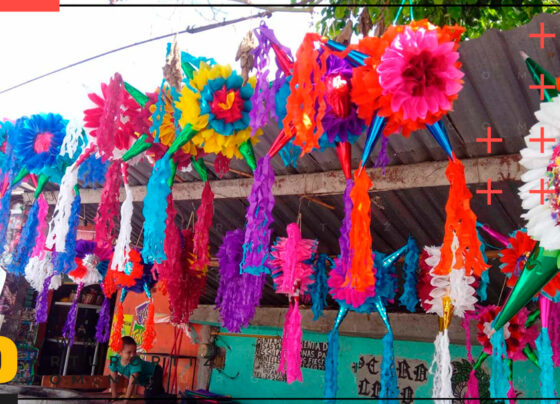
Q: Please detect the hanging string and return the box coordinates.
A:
[392,0,414,25]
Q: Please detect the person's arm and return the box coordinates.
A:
[109,370,119,401]
[123,372,139,404]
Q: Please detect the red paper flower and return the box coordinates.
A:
[477,305,538,361]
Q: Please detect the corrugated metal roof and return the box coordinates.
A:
[77,13,560,308]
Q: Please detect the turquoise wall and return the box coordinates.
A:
[209,325,559,403]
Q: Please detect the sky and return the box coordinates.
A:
[0,1,319,122]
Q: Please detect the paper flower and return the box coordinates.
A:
[477,305,538,361]
[176,62,262,159]
[499,230,560,298]
[69,240,111,286]
[83,73,127,161]
[14,113,67,172]
[352,20,464,136]
[519,96,560,250]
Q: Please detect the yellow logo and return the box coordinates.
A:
[0,337,17,383]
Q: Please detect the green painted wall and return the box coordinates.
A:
[209,325,559,404]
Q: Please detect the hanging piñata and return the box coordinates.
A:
[269,223,317,383]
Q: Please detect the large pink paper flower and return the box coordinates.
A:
[378,27,464,123]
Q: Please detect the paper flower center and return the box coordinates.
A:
[34,132,54,153]
[402,50,446,97]
[210,87,243,124]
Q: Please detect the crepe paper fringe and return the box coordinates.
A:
[490,329,509,400]
[347,169,375,307]
[476,229,490,302]
[8,200,40,275]
[0,188,13,254]
[142,156,172,264]
[550,301,560,367]
[435,158,488,277]
[109,294,125,352]
[54,193,81,275]
[430,330,453,401]
[466,369,480,403]
[46,166,79,253]
[283,33,327,154]
[31,196,49,258]
[241,155,275,275]
[250,22,290,131]
[111,172,133,272]
[35,273,53,324]
[400,236,419,312]
[95,295,112,343]
[374,136,391,175]
[215,229,266,332]
[270,223,317,297]
[380,331,399,403]
[141,299,156,351]
[94,161,122,254]
[324,327,340,402]
[278,299,303,384]
[536,328,556,403]
[192,182,214,271]
[310,254,331,321]
[374,252,398,306]
[62,283,84,346]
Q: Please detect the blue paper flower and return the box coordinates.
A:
[14,113,67,173]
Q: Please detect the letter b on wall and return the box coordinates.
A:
[0,337,17,383]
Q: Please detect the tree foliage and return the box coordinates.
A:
[317,1,560,39]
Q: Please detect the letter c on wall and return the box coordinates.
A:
[0,337,17,383]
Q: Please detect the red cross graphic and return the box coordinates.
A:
[529,74,557,101]
[529,22,556,49]
[476,127,502,154]
[529,178,555,205]
[529,126,556,153]
[477,179,503,205]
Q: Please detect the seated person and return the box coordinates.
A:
[109,336,171,403]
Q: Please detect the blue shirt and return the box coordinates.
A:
[108,355,155,387]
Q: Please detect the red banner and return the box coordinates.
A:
[0,0,59,11]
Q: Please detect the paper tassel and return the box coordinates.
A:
[278,299,303,384]
[283,33,327,154]
[328,179,356,305]
[270,223,317,296]
[324,326,340,401]
[400,236,419,312]
[430,330,453,403]
[490,329,509,400]
[551,301,560,367]
[476,229,490,302]
[141,156,172,264]
[374,135,390,174]
[95,295,111,343]
[466,369,480,403]
[31,195,48,258]
[241,155,275,275]
[536,328,556,402]
[347,169,375,307]
[380,331,399,403]
[109,293,125,352]
[8,200,40,275]
[192,182,214,271]
[250,22,291,130]
[310,254,330,321]
[435,157,488,277]
[141,298,156,351]
[507,380,516,402]
[111,171,133,272]
[0,188,13,254]
[52,193,81,275]
[374,252,397,306]
[45,165,79,252]
[94,161,121,253]
[62,283,83,346]
[215,229,266,332]
[35,273,53,324]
